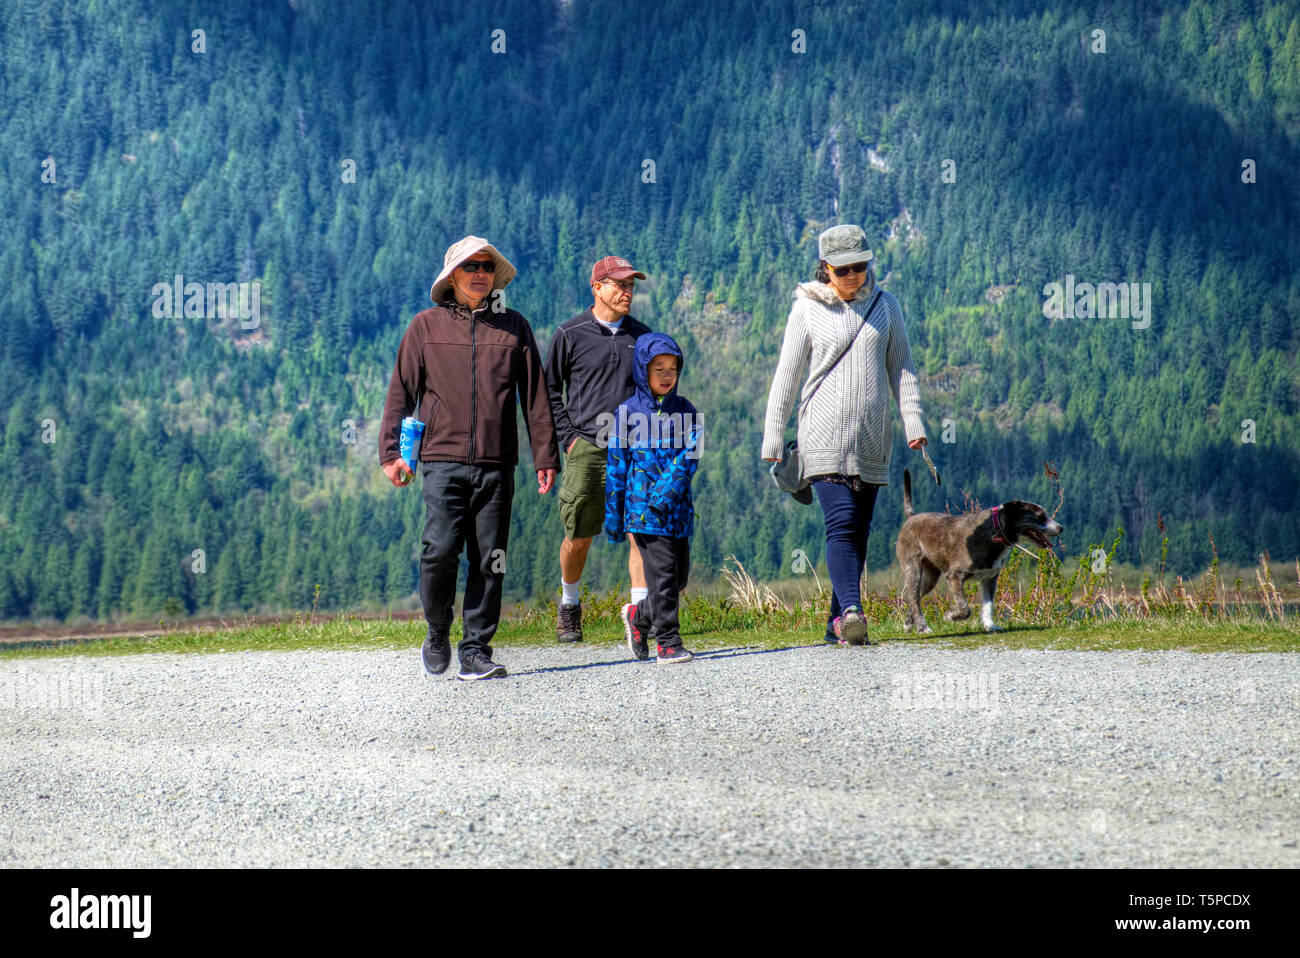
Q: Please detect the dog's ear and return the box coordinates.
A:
[1004,500,1051,527]
[999,500,1024,519]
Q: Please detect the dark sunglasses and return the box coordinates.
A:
[458,259,497,274]
[831,262,869,277]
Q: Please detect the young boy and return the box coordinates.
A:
[604,332,701,664]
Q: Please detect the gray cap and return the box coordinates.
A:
[818,224,874,267]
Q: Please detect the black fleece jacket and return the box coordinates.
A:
[543,310,652,452]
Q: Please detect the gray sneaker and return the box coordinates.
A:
[834,607,871,646]
[457,650,507,681]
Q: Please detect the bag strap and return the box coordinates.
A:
[798,287,882,418]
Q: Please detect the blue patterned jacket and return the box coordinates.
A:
[604,333,701,542]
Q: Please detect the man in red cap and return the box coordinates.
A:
[543,256,651,642]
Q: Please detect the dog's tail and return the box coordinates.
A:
[903,469,914,517]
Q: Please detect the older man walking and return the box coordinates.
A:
[543,256,650,642]
[380,236,559,680]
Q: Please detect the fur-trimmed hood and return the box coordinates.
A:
[793,270,877,306]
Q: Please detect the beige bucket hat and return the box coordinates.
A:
[429,235,517,304]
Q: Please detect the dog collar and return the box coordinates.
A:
[991,505,1007,544]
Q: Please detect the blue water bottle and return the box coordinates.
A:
[398,387,426,480]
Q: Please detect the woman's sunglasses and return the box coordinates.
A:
[831,262,869,278]
[458,259,497,274]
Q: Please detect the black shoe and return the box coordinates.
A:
[422,626,451,675]
[556,603,583,642]
[457,650,507,681]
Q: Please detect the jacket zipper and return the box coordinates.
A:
[469,310,477,464]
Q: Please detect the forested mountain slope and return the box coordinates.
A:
[1,0,1296,622]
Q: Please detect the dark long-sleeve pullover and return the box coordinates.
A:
[543,310,651,452]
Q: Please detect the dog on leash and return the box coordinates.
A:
[896,470,1063,633]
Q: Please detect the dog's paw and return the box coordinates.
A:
[916,621,933,635]
[944,608,971,622]
[982,621,1003,633]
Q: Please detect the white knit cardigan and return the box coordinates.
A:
[761,279,927,484]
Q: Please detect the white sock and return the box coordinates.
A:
[561,580,581,606]
[630,587,649,605]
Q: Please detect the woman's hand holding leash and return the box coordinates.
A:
[911,438,941,486]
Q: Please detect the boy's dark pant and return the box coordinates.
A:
[420,462,513,660]
[629,533,690,650]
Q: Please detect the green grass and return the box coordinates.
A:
[3,598,1296,659]
[13,479,1294,659]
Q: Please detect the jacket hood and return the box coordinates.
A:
[629,332,687,418]
[794,269,877,307]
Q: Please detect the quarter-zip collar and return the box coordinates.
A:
[441,297,491,320]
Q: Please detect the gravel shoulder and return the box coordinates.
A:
[3,643,1297,867]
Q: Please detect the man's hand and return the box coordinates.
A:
[909,437,927,450]
[537,468,556,495]
[383,458,415,487]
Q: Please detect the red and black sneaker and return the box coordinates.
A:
[622,602,649,661]
[656,645,694,665]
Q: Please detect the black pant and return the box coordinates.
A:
[629,533,690,650]
[420,462,513,660]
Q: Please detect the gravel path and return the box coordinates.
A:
[3,643,1297,867]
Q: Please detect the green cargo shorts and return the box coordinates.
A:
[558,437,608,541]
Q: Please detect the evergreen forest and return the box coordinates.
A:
[1,0,1297,623]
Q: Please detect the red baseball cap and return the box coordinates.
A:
[590,255,646,284]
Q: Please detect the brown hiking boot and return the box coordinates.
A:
[556,603,583,643]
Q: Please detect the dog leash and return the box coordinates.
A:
[920,443,941,486]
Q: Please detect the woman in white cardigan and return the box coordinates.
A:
[762,225,928,645]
